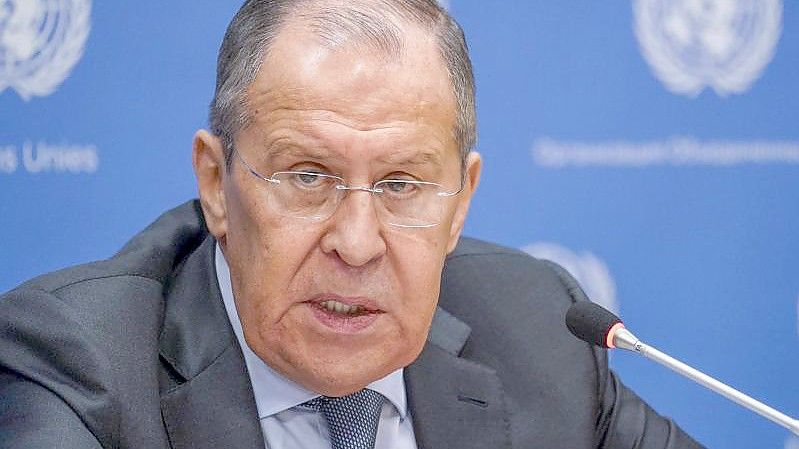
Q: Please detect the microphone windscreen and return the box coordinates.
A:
[565,301,623,348]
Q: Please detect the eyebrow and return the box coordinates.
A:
[260,138,338,163]
[376,150,443,167]
[259,137,444,170]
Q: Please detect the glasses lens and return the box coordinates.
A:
[375,180,443,228]
[269,172,342,220]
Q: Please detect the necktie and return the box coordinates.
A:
[303,389,385,449]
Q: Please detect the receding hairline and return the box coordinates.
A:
[239,12,458,134]
[211,0,476,170]
[248,0,443,86]
[249,15,454,90]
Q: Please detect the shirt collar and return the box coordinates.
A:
[215,243,408,420]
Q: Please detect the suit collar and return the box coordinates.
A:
[159,236,232,379]
[427,306,472,356]
[158,235,265,449]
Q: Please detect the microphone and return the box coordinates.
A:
[565,301,799,436]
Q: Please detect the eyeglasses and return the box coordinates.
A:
[234,149,463,228]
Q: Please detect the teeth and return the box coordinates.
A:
[319,300,365,315]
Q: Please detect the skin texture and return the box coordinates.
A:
[193,21,481,397]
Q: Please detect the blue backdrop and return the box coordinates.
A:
[2,1,797,447]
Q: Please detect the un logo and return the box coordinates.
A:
[633,0,782,97]
[0,0,91,101]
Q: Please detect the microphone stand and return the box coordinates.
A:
[614,327,799,436]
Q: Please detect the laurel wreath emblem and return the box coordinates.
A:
[633,0,782,97]
[0,0,91,100]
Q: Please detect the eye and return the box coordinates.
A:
[296,172,322,185]
[384,180,412,193]
[285,171,330,189]
[378,179,421,197]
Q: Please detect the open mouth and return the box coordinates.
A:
[305,296,385,333]
[311,299,381,317]
[317,299,367,316]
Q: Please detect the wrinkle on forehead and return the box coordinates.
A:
[259,127,444,166]
[254,103,421,134]
[247,74,452,133]
[243,21,455,127]
[251,110,449,175]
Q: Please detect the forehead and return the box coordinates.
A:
[244,22,457,138]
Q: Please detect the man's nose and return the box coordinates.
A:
[319,189,387,267]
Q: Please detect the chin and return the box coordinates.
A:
[302,351,400,396]
[302,368,379,397]
[314,381,368,398]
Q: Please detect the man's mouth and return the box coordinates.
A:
[316,299,369,316]
[306,296,383,332]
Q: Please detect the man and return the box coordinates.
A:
[0,1,703,448]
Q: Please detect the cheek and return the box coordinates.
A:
[389,232,448,337]
[228,223,324,370]
[224,190,321,326]
[232,228,318,310]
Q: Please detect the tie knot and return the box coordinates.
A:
[303,389,385,449]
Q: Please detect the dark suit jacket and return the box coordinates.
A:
[0,201,703,449]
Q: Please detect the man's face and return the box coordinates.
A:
[194,23,480,396]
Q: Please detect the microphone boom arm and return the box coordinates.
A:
[614,328,799,436]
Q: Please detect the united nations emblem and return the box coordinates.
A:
[0,0,91,100]
[633,0,782,97]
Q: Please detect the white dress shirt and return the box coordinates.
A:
[215,245,418,449]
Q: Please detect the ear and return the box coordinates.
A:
[192,129,229,241]
[446,151,481,253]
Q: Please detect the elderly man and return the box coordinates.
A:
[0,1,703,448]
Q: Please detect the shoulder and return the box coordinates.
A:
[441,235,604,385]
[443,236,588,310]
[8,260,164,313]
[0,260,169,360]
[447,236,530,259]
[0,199,210,384]
[0,201,211,446]
[0,258,168,449]
[2,200,208,320]
[440,236,591,357]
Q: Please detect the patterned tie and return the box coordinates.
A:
[303,389,385,449]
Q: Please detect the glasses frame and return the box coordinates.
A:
[233,148,464,228]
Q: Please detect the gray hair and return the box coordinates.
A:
[209,0,476,170]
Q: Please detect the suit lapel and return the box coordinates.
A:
[160,345,264,449]
[406,308,511,449]
[158,236,265,449]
